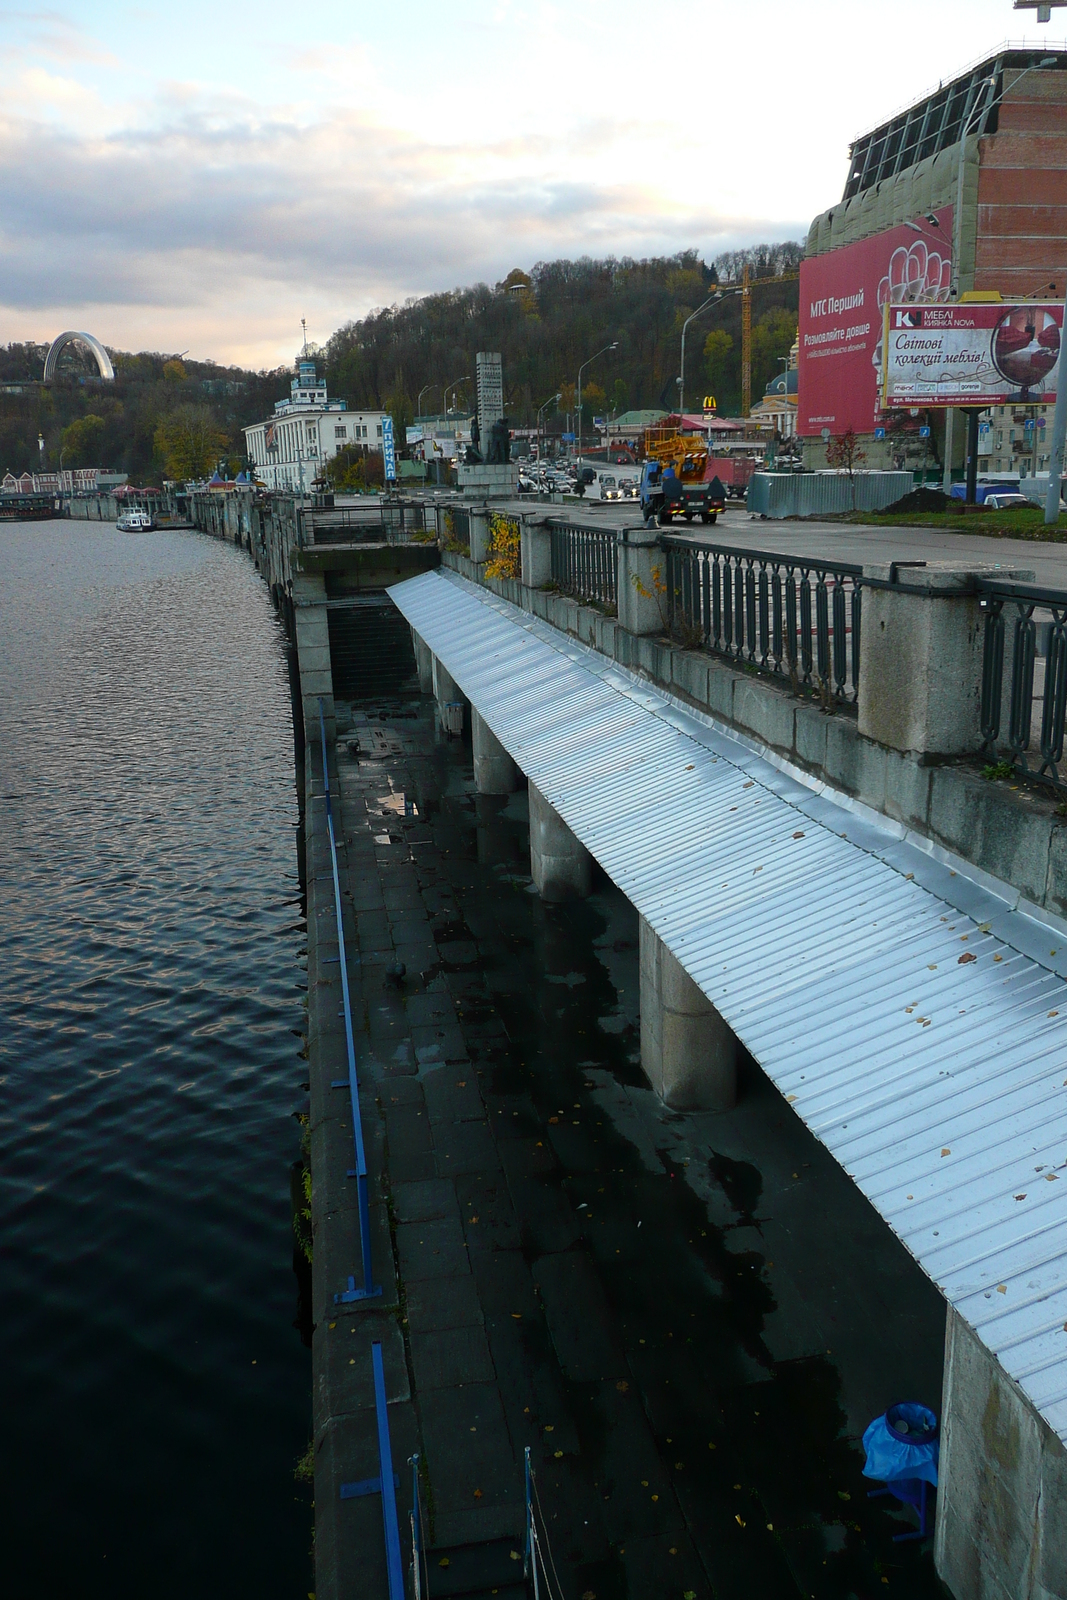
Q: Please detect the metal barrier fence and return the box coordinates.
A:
[549,521,617,607]
[661,537,863,704]
[307,502,429,546]
[318,701,382,1305]
[339,1344,404,1600]
[441,506,470,551]
[980,579,1067,791]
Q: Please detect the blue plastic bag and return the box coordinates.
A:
[862,1402,939,1488]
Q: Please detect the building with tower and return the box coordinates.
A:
[243,361,389,491]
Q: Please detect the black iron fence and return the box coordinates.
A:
[980,579,1067,790]
[661,537,863,703]
[306,501,429,546]
[441,506,470,552]
[549,521,617,608]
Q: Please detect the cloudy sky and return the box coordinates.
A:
[0,1,1059,367]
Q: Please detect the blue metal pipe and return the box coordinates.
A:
[319,700,380,1303]
[372,1341,405,1600]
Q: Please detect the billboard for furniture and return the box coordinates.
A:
[881,301,1063,406]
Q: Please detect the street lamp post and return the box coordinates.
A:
[576,343,617,465]
[536,390,562,467]
[679,294,724,418]
[1045,297,1067,522]
[773,355,791,464]
[417,383,438,418]
[447,374,470,419]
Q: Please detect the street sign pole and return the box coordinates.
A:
[1046,284,1067,524]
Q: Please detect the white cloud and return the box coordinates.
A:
[0,103,806,362]
[2,0,1052,364]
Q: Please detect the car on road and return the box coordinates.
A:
[576,468,630,501]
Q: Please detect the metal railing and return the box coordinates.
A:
[306,502,429,546]
[318,701,382,1305]
[980,579,1067,790]
[661,537,863,704]
[338,1344,404,1600]
[441,506,470,552]
[549,521,617,607]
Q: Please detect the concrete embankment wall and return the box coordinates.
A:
[66,491,190,524]
[65,492,120,521]
[437,547,1067,924]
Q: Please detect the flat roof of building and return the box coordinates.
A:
[844,43,1067,202]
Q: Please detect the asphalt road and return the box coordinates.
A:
[533,498,1067,587]
[692,505,1067,585]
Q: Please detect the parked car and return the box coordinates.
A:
[983,492,1035,511]
[949,479,1019,505]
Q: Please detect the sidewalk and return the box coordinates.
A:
[308,692,950,1600]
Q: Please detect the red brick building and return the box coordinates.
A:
[799,47,1067,469]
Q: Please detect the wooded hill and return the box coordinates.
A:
[0,344,282,481]
[0,245,801,479]
[325,245,801,435]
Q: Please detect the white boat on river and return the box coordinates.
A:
[115,508,154,532]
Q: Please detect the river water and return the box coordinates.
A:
[0,520,311,1594]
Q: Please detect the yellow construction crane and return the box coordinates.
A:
[722,266,799,418]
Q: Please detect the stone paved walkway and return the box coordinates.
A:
[308,692,949,1600]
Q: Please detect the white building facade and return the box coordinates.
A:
[244,361,389,491]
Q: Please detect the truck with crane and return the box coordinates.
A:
[639,419,727,524]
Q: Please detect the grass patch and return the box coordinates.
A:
[832,506,1067,540]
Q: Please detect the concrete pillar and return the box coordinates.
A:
[432,654,467,736]
[472,708,520,794]
[469,507,489,564]
[639,915,737,1110]
[528,781,591,901]
[291,568,335,742]
[935,1306,1067,1600]
[412,631,433,695]
[520,516,552,588]
[616,526,665,636]
[858,562,1035,757]
[475,795,516,866]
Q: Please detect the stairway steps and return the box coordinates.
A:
[424,1535,526,1599]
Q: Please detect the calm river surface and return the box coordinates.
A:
[0,520,310,1593]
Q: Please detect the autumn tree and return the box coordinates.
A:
[580,380,605,425]
[60,413,106,467]
[326,446,385,491]
[826,429,867,507]
[154,404,229,481]
[750,307,797,403]
[703,329,734,404]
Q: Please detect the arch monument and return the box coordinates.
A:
[43,331,115,382]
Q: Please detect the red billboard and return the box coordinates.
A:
[882,301,1063,406]
[798,206,953,436]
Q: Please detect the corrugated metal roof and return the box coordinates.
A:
[388,567,1067,1442]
